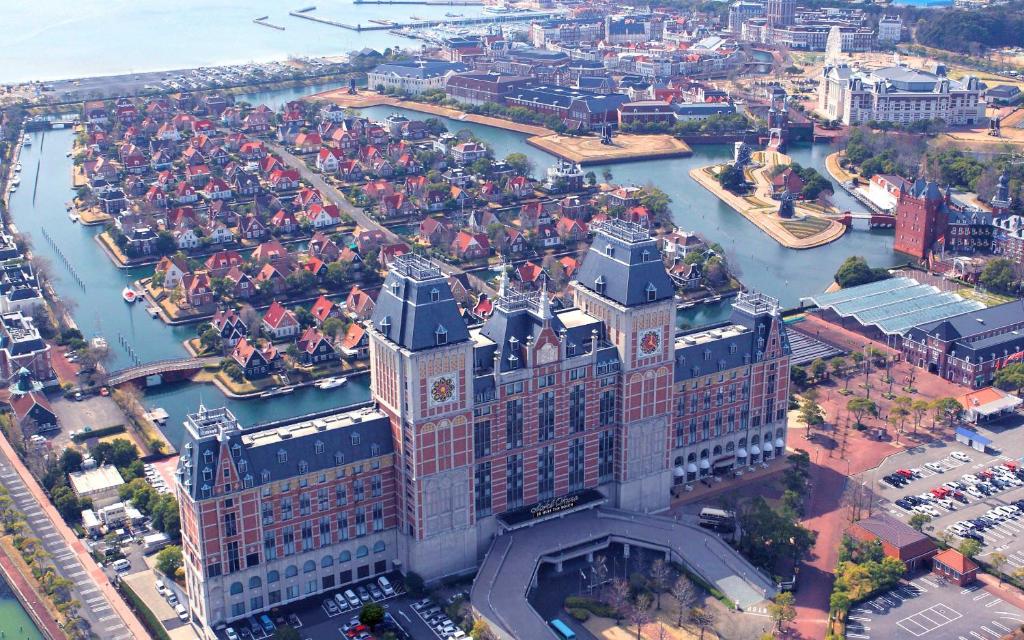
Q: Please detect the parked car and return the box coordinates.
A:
[378,576,395,597]
[112,559,131,572]
[259,614,275,635]
[344,590,360,608]
[324,599,339,615]
[925,462,945,473]
[226,628,239,640]
[369,584,384,600]
[356,586,371,603]
[951,452,971,462]
[175,604,188,621]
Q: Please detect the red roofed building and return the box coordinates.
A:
[849,513,937,571]
[181,271,214,308]
[310,295,340,326]
[932,549,978,586]
[205,250,245,278]
[451,231,490,260]
[771,167,805,196]
[230,338,276,379]
[296,327,337,365]
[262,301,300,340]
[7,388,58,435]
[516,260,545,286]
[345,285,378,320]
[339,323,369,360]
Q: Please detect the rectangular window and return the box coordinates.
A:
[280,497,292,521]
[283,527,295,556]
[353,479,365,502]
[766,398,775,423]
[474,420,491,458]
[250,596,263,612]
[299,493,311,516]
[268,590,281,605]
[568,438,586,492]
[371,475,382,497]
[537,445,555,501]
[227,541,240,573]
[337,512,349,541]
[317,488,329,512]
[474,462,492,517]
[372,502,384,532]
[231,602,245,618]
[335,484,348,507]
[286,585,299,600]
[224,512,237,537]
[355,507,367,537]
[674,422,685,448]
[505,454,524,509]
[319,516,331,542]
[506,399,523,449]
[569,384,586,433]
[598,430,615,483]
[261,502,274,526]
[538,391,555,441]
[301,521,313,552]
[263,531,277,561]
[599,390,616,426]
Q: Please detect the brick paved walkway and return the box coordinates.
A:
[0,545,65,640]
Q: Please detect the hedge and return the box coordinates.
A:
[70,424,125,442]
[564,596,616,618]
[119,579,172,640]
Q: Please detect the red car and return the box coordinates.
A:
[931,487,950,498]
[1006,462,1018,471]
[980,469,994,479]
[346,625,368,639]
[896,469,914,478]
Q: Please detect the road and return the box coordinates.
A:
[0,439,145,640]
[264,140,498,297]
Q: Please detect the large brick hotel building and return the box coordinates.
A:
[176,220,792,633]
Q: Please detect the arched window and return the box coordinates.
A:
[726,441,735,453]
[713,445,722,456]
[435,324,448,346]
[356,545,369,558]
[229,582,243,595]
[674,456,683,466]
[339,550,352,563]
[738,437,747,448]
[373,541,386,554]
[699,449,709,459]
[267,570,280,583]
[321,555,334,568]
[285,565,298,578]
[687,452,696,463]
[248,576,262,590]
[303,560,316,573]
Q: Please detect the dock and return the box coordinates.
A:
[253,16,286,30]
[353,0,483,4]
[290,7,559,31]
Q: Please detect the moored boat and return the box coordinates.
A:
[122,286,138,303]
[315,376,348,390]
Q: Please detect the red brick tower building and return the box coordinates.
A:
[894,179,947,260]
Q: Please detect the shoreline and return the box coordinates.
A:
[688,158,847,250]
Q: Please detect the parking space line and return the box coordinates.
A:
[986,599,1002,608]
[975,592,991,601]
[991,621,1011,632]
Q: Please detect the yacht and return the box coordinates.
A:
[22,135,30,146]
[14,163,22,172]
[259,386,295,399]
[10,176,20,186]
[315,376,348,390]
[91,336,108,350]
[122,286,138,303]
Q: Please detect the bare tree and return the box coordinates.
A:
[592,554,609,594]
[671,576,696,627]
[689,607,716,640]
[649,558,671,610]
[628,593,653,640]
[605,578,631,625]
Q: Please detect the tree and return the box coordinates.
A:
[156,545,182,576]
[979,257,1018,295]
[688,607,715,640]
[273,626,300,640]
[790,366,808,387]
[990,552,1007,584]
[324,261,349,290]
[847,397,878,427]
[959,538,982,559]
[932,397,963,430]
[504,153,533,177]
[628,593,653,640]
[649,558,671,610]
[911,399,930,433]
[810,358,828,381]
[909,513,932,531]
[670,576,696,627]
[60,450,83,475]
[717,163,747,193]
[605,578,631,624]
[830,589,851,613]
[470,619,495,640]
[994,363,1024,395]
[404,571,425,596]
[321,317,345,340]
[834,256,891,288]
[768,592,797,632]
[799,397,825,432]
[830,356,847,382]
[359,603,385,628]
[200,327,222,354]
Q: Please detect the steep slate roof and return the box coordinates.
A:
[909,300,1024,344]
[176,407,393,501]
[575,219,674,308]
[370,254,469,352]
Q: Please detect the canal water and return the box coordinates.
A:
[8,86,900,444]
[0,573,45,640]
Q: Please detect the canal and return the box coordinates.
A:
[0,573,44,640]
[8,90,899,445]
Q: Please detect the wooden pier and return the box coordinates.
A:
[253,16,287,30]
[290,7,559,31]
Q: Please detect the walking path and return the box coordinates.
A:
[823,151,857,185]
[0,545,65,640]
[689,152,847,250]
[0,433,147,640]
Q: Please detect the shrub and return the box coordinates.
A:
[564,596,616,618]
[568,608,590,622]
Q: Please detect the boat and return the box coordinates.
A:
[122,286,138,303]
[8,184,16,193]
[69,212,79,223]
[445,12,463,17]
[14,163,22,172]
[260,386,295,399]
[316,376,348,390]
[91,336,108,350]
[10,176,20,186]
[146,307,160,318]
[22,135,30,146]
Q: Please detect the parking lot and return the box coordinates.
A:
[216,575,468,640]
[870,424,1024,564]
[845,573,1024,640]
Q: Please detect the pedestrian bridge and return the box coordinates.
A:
[107,356,221,386]
[471,507,776,640]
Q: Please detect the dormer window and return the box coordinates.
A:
[351,432,361,446]
[391,281,400,295]
[646,283,657,302]
[231,443,241,458]
[430,287,440,302]
[238,459,248,473]
[704,350,711,361]
[435,325,448,346]
[335,451,345,466]
[277,449,287,464]
[641,249,650,263]
[370,443,381,456]
[595,275,606,295]
[605,244,615,257]
[379,316,391,335]
[315,440,325,454]
[204,450,214,464]
[261,470,270,483]
[298,461,308,474]
[508,353,519,370]
[203,466,213,481]
[567,343,576,357]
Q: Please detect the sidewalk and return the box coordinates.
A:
[0,432,148,640]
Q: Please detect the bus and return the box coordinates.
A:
[698,507,736,532]
[549,618,576,639]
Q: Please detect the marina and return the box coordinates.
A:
[288,6,560,31]
[253,16,286,30]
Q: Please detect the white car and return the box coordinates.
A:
[961,474,981,485]
[994,506,1018,518]
[986,509,1007,521]
[951,452,971,462]
[925,462,945,473]
[910,468,925,478]
[918,493,936,503]
[967,486,985,498]
[937,498,955,510]
[947,524,968,536]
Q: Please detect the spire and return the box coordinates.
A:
[538,278,552,321]
[498,263,509,298]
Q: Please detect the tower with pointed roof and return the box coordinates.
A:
[571,219,677,512]
[991,169,1012,214]
[367,254,477,580]
[894,178,948,260]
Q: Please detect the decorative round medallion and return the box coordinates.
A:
[639,329,661,355]
[430,375,456,404]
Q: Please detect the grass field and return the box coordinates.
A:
[779,216,833,239]
[957,287,1016,307]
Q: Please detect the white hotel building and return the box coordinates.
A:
[818,63,985,126]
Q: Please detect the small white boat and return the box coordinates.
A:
[14,163,22,172]
[260,386,295,399]
[316,376,348,390]
[65,152,72,158]
[8,184,16,193]
[91,336,108,350]
[11,176,20,186]
[22,135,31,146]
[122,286,138,303]
[69,212,79,223]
